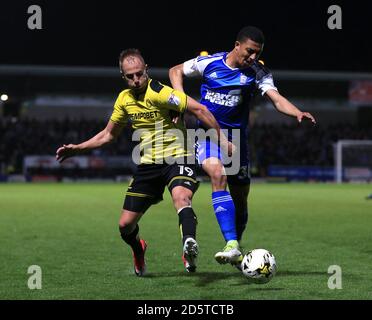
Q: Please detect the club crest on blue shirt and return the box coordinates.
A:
[240,74,248,85]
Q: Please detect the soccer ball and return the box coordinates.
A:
[241,249,277,284]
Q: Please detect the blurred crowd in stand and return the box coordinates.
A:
[1,117,371,176]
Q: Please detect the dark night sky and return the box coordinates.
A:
[1,0,372,72]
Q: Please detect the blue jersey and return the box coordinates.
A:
[183,52,277,137]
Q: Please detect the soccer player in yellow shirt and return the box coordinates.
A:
[56,48,233,276]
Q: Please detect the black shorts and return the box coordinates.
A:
[123,162,199,213]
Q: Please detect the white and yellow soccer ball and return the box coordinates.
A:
[241,249,277,284]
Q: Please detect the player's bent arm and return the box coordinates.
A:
[56,120,123,162]
[186,96,234,154]
[265,89,316,123]
[169,63,186,92]
[186,96,220,132]
[266,89,301,117]
[73,120,122,151]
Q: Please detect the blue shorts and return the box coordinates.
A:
[195,137,251,186]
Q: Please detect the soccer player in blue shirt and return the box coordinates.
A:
[169,26,316,267]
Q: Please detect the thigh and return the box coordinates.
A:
[196,138,222,165]
[197,138,227,189]
[119,209,144,227]
[163,162,200,195]
[123,165,166,213]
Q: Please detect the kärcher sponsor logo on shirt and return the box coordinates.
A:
[204,90,242,107]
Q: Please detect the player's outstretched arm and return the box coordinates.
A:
[186,96,235,155]
[56,120,123,163]
[265,89,316,124]
[169,64,186,92]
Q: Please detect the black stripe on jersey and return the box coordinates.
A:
[150,80,164,93]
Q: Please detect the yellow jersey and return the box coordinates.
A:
[110,79,191,164]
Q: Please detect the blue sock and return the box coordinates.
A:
[212,190,237,242]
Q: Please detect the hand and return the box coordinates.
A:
[297,112,316,124]
[56,144,79,163]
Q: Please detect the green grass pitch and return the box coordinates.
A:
[0,182,371,300]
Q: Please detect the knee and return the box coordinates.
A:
[172,189,192,209]
[119,213,137,234]
[119,223,135,236]
[209,168,227,189]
